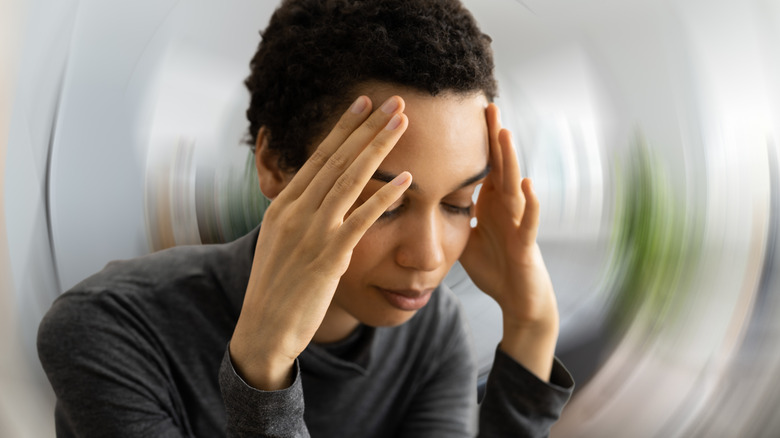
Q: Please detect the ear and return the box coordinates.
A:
[254,127,290,199]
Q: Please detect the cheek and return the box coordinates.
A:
[443,219,473,260]
[345,226,390,270]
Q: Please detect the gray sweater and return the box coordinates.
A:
[37,227,573,437]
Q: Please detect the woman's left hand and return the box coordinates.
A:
[459,103,559,381]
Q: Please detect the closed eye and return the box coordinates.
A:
[378,202,472,220]
[378,202,405,220]
[442,203,473,216]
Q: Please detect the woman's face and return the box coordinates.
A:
[324,84,490,334]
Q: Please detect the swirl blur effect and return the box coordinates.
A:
[2,0,779,436]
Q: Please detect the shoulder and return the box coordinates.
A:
[59,227,254,307]
[46,244,222,319]
[38,229,257,354]
[76,236,250,296]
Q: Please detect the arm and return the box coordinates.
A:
[393,288,573,438]
[39,97,412,438]
[229,95,410,390]
[39,288,312,438]
[479,349,574,438]
[461,103,560,382]
[459,103,574,435]
[219,348,308,437]
[225,96,412,431]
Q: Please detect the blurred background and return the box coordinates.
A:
[2,0,779,436]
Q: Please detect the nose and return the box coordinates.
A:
[395,211,445,272]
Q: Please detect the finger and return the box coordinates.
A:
[499,128,523,196]
[280,95,373,201]
[333,172,413,252]
[318,113,409,219]
[485,104,504,191]
[519,178,540,245]
[300,96,405,208]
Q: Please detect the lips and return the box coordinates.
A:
[376,287,435,311]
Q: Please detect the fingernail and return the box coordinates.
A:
[380,97,400,114]
[350,96,369,114]
[385,114,402,130]
[391,171,411,186]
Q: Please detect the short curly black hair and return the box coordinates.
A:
[245,0,497,172]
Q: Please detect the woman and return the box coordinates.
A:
[38,0,573,436]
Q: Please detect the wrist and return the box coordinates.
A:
[499,313,559,382]
[501,308,559,338]
[229,337,296,391]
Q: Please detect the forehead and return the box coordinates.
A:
[359,83,490,189]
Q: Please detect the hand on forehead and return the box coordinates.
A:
[351,82,490,194]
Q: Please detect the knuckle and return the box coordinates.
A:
[335,117,353,133]
[276,209,300,230]
[278,219,298,235]
[324,152,350,173]
[367,135,393,154]
[263,201,287,220]
[331,173,357,195]
[263,206,280,222]
[362,114,385,132]
[308,148,329,168]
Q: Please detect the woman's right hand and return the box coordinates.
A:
[228,95,411,390]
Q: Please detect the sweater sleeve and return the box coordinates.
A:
[218,347,309,437]
[398,338,574,438]
[478,348,574,438]
[396,288,574,438]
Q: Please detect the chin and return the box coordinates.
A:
[359,308,419,328]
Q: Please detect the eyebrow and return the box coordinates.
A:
[371,165,490,193]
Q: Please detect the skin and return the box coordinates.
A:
[312,85,490,342]
[229,82,559,392]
